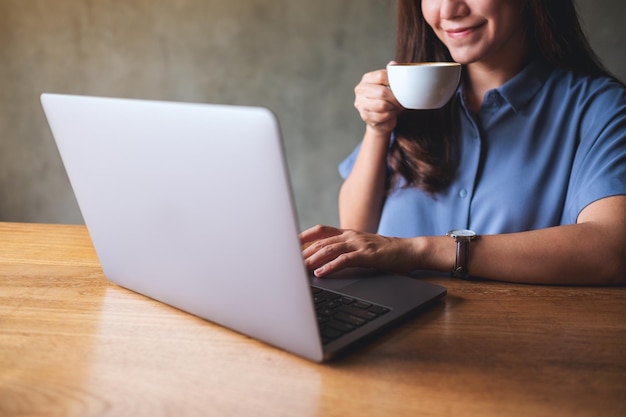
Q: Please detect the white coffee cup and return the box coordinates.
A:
[387,62,461,109]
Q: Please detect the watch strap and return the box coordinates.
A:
[452,238,470,279]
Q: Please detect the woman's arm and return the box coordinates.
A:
[301,195,626,285]
[466,195,626,285]
[340,65,401,232]
[338,127,390,232]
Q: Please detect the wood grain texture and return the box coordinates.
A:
[1,222,625,417]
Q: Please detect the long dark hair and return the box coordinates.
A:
[389,0,613,194]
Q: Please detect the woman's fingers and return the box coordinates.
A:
[300,224,342,247]
[354,69,401,132]
[301,227,418,277]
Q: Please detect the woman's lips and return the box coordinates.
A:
[445,22,486,39]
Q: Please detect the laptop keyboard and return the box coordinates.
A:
[311,286,390,345]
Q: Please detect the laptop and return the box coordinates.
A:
[40,93,447,362]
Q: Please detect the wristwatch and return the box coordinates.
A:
[446,229,478,279]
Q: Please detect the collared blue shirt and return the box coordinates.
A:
[339,61,626,237]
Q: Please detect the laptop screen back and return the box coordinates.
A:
[41,94,324,361]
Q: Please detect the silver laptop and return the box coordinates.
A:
[40,93,446,362]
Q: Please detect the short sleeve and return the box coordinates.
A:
[338,143,362,179]
[564,79,626,223]
[338,134,398,180]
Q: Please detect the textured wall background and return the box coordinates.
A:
[0,0,624,229]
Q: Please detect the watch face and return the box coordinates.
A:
[448,229,476,238]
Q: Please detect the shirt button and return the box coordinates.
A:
[459,188,468,198]
[486,91,502,107]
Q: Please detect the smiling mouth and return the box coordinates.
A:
[445,22,486,39]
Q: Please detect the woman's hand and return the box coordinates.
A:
[300,224,422,277]
[354,62,402,136]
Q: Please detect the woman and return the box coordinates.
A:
[300,0,626,285]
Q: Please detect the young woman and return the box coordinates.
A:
[300,0,626,285]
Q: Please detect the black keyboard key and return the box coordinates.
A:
[341,296,355,305]
[317,308,335,317]
[353,301,372,309]
[317,315,330,324]
[339,305,379,321]
[322,327,343,341]
[369,305,390,315]
[324,292,342,301]
[326,300,342,309]
[313,295,327,304]
[334,312,367,327]
[326,319,355,333]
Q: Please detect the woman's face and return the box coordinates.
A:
[421,0,527,65]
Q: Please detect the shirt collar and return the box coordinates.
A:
[456,60,551,113]
[499,59,551,112]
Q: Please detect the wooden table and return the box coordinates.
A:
[1,222,625,417]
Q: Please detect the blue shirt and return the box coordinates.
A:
[339,61,626,237]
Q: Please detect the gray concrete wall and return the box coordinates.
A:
[0,0,624,229]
